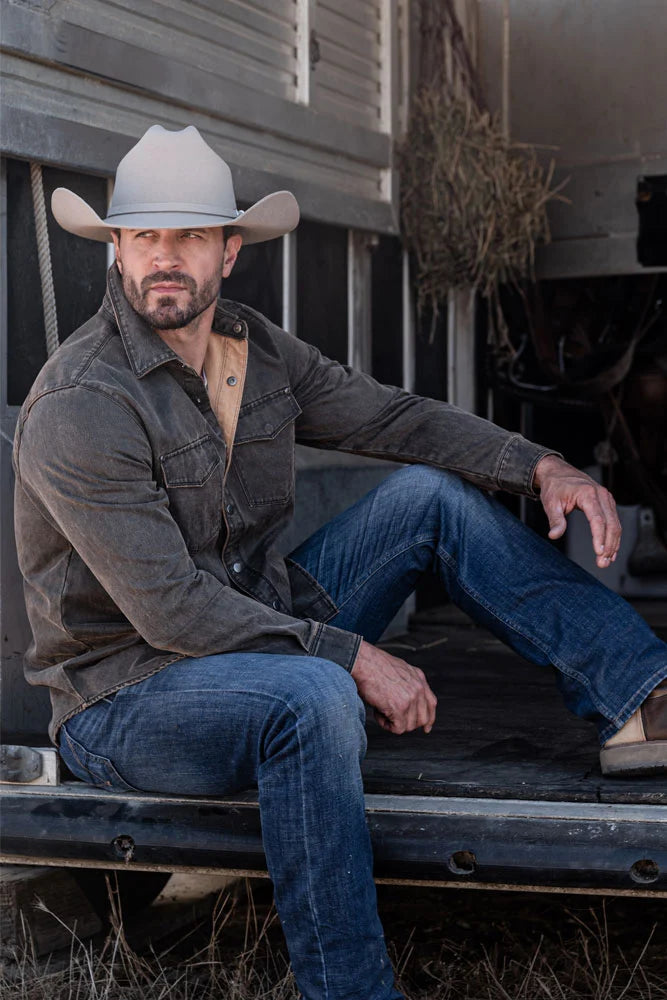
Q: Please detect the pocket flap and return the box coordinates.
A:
[161,435,221,488]
[236,388,301,444]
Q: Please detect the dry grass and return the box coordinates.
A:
[1,879,664,1000]
[397,91,568,350]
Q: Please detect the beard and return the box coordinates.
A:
[121,268,222,331]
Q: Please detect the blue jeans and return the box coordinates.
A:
[59,466,667,999]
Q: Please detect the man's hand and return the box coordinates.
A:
[351,639,437,734]
[533,454,621,569]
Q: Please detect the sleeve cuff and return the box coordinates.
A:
[311,621,363,672]
[496,437,564,497]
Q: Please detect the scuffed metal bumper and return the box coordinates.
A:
[1,783,666,895]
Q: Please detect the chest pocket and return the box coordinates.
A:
[234,388,301,506]
[160,435,223,551]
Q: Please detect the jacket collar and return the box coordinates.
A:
[103,263,248,379]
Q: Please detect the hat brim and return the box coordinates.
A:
[51,188,299,245]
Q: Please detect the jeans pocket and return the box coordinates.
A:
[60,724,140,793]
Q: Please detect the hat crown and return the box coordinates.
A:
[108,125,239,220]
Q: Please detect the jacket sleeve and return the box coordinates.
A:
[15,386,361,671]
[273,324,558,497]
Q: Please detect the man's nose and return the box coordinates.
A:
[151,234,182,268]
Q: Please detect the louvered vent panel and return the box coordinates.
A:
[313,0,384,130]
[66,0,300,101]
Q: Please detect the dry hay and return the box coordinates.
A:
[397,88,567,343]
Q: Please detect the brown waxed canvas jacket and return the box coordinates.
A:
[14,264,555,744]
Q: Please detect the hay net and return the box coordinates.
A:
[397,0,565,347]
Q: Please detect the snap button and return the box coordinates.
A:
[227,375,238,387]
[226,503,234,514]
[232,561,242,573]
[272,600,280,610]
[264,422,272,433]
[232,322,243,334]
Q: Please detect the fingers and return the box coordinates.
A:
[351,642,437,736]
[537,463,622,570]
[411,667,437,734]
[545,501,567,540]
[379,663,437,735]
[578,486,621,567]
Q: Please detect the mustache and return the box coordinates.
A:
[141,271,197,295]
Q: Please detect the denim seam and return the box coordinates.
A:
[331,534,439,615]
[53,655,186,745]
[435,542,619,724]
[27,384,148,436]
[160,588,227,648]
[494,436,517,490]
[151,682,330,993]
[309,620,324,656]
[599,664,667,743]
[62,727,105,784]
[72,328,119,383]
[302,520,660,741]
[59,547,94,651]
[295,716,329,997]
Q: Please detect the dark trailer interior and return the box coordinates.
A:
[1,0,666,912]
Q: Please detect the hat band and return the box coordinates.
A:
[106,201,242,220]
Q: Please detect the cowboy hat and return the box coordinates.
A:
[51,125,299,245]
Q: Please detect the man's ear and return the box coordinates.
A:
[222,233,243,278]
[110,230,123,273]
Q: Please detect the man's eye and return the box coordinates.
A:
[136,231,155,239]
[181,231,202,239]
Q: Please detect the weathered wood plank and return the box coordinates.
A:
[366,620,666,806]
[0,865,102,958]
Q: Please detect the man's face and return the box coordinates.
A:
[111,227,241,330]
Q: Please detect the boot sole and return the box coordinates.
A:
[600,740,667,777]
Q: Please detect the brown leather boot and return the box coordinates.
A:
[600,678,667,776]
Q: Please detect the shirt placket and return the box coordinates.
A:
[203,327,248,575]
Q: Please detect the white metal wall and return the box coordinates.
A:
[312,0,385,130]
[0,0,403,233]
[64,0,301,102]
[477,0,667,278]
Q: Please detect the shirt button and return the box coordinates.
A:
[232,322,243,334]
[226,503,234,514]
[227,375,238,386]
[272,600,280,610]
[263,422,272,433]
[232,562,242,574]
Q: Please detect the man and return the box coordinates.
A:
[13,125,666,1000]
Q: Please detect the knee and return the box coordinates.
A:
[285,658,367,755]
[384,465,476,521]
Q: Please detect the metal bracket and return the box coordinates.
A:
[0,746,59,785]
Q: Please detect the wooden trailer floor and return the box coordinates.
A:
[362,603,667,806]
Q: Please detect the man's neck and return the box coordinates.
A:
[153,300,216,375]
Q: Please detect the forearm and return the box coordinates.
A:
[277,326,559,495]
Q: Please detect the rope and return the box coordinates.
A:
[29,162,59,357]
